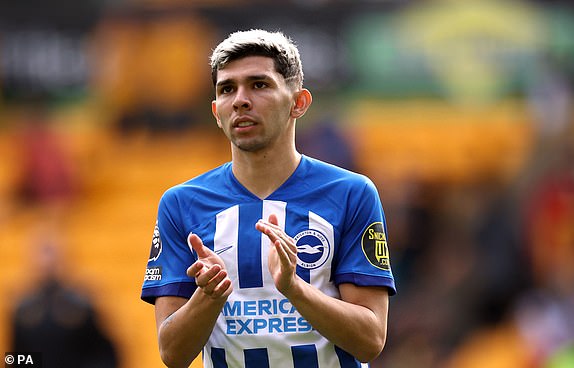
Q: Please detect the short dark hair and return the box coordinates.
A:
[210,29,304,89]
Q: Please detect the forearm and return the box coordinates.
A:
[158,291,225,368]
[284,280,388,362]
[257,216,389,361]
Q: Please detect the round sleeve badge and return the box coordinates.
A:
[361,222,391,271]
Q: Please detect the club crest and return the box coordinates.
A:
[294,229,330,269]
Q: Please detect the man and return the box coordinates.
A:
[13,238,118,368]
[141,29,396,368]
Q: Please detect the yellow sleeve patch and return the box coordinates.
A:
[361,222,391,271]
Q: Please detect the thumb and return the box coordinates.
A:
[188,233,210,258]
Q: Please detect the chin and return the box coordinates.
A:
[234,139,268,153]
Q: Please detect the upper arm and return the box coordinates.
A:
[333,179,397,295]
[154,296,188,332]
[339,284,389,331]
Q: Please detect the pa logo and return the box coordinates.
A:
[294,229,330,269]
[149,221,162,262]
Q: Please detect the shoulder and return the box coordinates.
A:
[160,162,231,203]
[303,155,376,189]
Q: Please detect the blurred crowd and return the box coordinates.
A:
[0,1,573,368]
[374,125,574,368]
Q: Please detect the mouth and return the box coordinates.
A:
[235,121,256,128]
[232,117,258,130]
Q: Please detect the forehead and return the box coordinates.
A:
[216,56,280,83]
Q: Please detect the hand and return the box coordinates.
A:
[256,214,299,295]
[186,233,233,300]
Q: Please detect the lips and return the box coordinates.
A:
[232,116,258,129]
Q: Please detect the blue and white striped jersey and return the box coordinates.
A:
[141,155,396,368]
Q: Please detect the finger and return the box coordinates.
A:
[258,219,283,233]
[274,239,295,266]
[195,264,222,287]
[188,233,210,258]
[187,261,204,278]
[202,269,228,295]
[255,221,277,242]
[256,220,284,242]
[265,224,296,253]
[212,278,233,299]
[284,236,298,254]
[268,213,279,226]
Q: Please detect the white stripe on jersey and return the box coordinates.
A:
[261,200,287,287]
[308,211,337,298]
[214,205,240,290]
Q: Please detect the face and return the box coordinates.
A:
[212,56,299,153]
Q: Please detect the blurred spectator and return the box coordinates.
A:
[375,183,487,368]
[445,106,574,368]
[390,180,442,293]
[9,232,118,368]
[470,176,532,327]
[516,127,574,366]
[297,114,358,171]
[13,103,78,211]
[527,54,572,140]
[522,151,574,295]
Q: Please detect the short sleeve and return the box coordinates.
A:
[141,188,197,304]
[333,179,396,295]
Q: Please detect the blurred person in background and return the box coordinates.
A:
[297,113,358,172]
[9,229,118,368]
[444,102,574,368]
[514,119,574,367]
[141,29,396,368]
[12,101,78,214]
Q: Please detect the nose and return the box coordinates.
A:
[232,87,252,111]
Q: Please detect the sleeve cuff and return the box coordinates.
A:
[141,282,197,305]
[334,273,397,296]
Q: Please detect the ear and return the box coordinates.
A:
[212,100,222,128]
[291,88,312,119]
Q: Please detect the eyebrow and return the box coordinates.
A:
[215,74,274,88]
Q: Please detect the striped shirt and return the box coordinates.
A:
[141,155,396,367]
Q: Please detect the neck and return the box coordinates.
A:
[231,145,301,199]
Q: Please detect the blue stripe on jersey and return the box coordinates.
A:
[296,265,310,283]
[238,203,263,288]
[244,348,269,368]
[335,346,361,368]
[284,208,310,283]
[211,347,227,368]
[291,344,319,368]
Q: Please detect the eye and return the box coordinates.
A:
[219,85,234,95]
[253,81,267,89]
